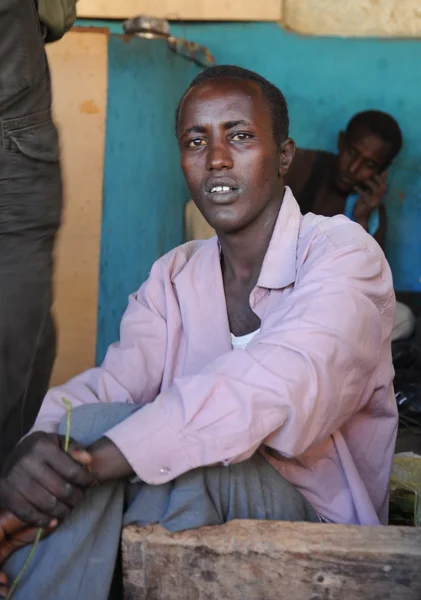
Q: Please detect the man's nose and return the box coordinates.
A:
[206,141,234,171]
[348,157,363,176]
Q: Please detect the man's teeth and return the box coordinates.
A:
[210,186,234,193]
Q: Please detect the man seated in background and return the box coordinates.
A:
[285,110,414,341]
[285,110,401,249]
[0,66,397,599]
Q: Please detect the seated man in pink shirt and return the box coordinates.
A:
[0,66,398,599]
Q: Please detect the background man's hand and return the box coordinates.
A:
[0,432,93,528]
[353,171,387,228]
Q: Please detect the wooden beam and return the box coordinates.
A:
[122,520,421,599]
[77,0,283,22]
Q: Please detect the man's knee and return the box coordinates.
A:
[58,403,139,447]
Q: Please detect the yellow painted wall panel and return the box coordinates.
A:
[77,0,282,21]
[284,0,421,37]
[46,30,107,385]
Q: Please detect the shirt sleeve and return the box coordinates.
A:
[103,239,394,484]
[30,260,168,434]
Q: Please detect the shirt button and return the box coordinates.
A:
[160,467,170,474]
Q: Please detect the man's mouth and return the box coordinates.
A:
[205,178,240,196]
[209,185,238,194]
[335,174,355,189]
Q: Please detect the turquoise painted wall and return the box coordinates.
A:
[97,33,197,361]
[79,21,421,358]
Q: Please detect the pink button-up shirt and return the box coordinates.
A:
[31,188,398,525]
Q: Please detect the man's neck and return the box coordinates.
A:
[218,196,283,287]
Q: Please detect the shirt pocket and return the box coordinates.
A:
[2,109,60,165]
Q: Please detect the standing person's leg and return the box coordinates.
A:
[0,0,62,467]
[3,404,318,600]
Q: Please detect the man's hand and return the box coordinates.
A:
[0,510,57,564]
[0,432,93,528]
[88,437,135,484]
[0,510,58,598]
[353,171,387,229]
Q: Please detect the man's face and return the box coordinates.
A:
[334,126,393,194]
[177,79,294,234]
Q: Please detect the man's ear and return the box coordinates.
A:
[338,131,346,153]
[278,138,296,177]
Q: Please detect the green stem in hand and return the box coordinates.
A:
[5,397,72,600]
[62,397,72,453]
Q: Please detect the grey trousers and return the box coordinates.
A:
[4,404,319,600]
[0,0,62,466]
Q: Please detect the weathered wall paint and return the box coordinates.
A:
[284,0,421,37]
[97,34,197,361]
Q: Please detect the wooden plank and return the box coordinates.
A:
[77,0,282,21]
[122,520,421,599]
[46,30,107,385]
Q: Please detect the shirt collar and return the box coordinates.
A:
[256,186,301,290]
[191,186,301,292]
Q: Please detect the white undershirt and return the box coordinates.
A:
[231,329,260,350]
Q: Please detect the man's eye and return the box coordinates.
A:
[231,132,253,141]
[187,138,206,148]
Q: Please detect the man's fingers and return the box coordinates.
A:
[372,173,388,191]
[29,461,85,510]
[13,475,72,523]
[0,511,26,539]
[354,185,366,195]
[0,521,57,566]
[18,434,92,488]
[0,573,8,599]
[45,447,93,488]
[355,186,371,201]
[364,178,378,193]
[0,482,54,528]
[0,523,56,564]
[67,443,92,467]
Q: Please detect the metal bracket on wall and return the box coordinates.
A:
[123,15,215,68]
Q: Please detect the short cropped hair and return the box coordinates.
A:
[346,110,403,160]
[175,65,289,147]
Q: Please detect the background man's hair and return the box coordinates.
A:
[346,110,403,160]
[176,65,289,146]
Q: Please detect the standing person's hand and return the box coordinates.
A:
[353,171,387,230]
[0,432,93,528]
[0,510,57,598]
[0,571,8,598]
